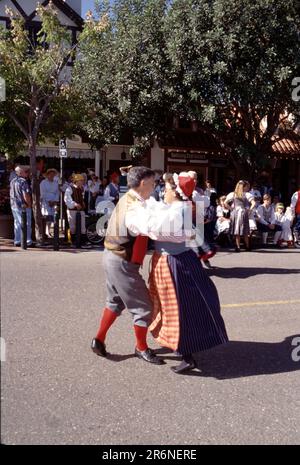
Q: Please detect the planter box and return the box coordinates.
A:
[0,214,14,239]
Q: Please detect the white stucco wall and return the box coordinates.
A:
[66,0,82,16]
[150,140,165,171]
[104,146,131,172]
[0,0,15,16]
[16,0,38,16]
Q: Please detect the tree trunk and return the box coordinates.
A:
[29,139,44,243]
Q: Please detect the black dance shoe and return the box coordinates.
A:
[173,350,183,359]
[171,358,196,374]
[91,338,107,357]
[135,348,165,365]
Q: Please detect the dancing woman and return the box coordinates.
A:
[127,172,229,374]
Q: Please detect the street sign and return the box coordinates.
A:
[59,138,67,158]
[59,149,67,158]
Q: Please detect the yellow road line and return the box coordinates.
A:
[222,299,300,308]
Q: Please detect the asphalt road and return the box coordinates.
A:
[1,246,300,445]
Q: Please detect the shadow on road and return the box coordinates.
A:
[206,267,300,279]
[179,335,300,379]
[106,353,136,362]
[253,250,300,253]
[0,248,19,252]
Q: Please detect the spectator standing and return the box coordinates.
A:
[104,172,120,204]
[290,186,300,247]
[204,179,217,198]
[40,169,60,237]
[88,175,101,210]
[64,174,89,247]
[10,166,33,247]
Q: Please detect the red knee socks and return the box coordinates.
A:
[134,325,148,352]
[96,307,118,343]
[96,310,148,351]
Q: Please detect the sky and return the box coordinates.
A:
[81,0,97,17]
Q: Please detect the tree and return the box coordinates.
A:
[0,2,77,241]
[0,116,26,158]
[73,1,121,149]
[74,0,173,159]
[212,0,300,179]
[165,0,300,179]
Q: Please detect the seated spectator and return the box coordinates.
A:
[274,203,294,248]
[256,194,281,245]
[215,195,231,246]
[249,191,261,234]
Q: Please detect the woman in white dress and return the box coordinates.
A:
[224,180,256,252]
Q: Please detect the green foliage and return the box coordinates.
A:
[74,0,173,146]
[1,0,299,179]
[0,3,75,155]
[0,116,25,157]
[165,0,300,174]
[0,2,80,240]
[75,0,300,176]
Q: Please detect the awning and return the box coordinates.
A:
[159,130,226,156]
[21,148,96,159]
[271,132,300,160]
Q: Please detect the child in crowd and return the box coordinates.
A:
[215,195,231,246]
[256,194,281,245]
[274,203,294,248]
[248,192,261,235]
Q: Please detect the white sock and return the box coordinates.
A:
[262,232,268,244]
[273,231,281,244]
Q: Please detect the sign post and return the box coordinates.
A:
[59,138,67,231]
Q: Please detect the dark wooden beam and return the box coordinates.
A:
[27,0,83,29]
[27,0,49,21]
[10,0,29,19]
[52,0,83,28]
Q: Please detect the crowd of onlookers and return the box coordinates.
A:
[7,160,127,246]
[6,161,300,251]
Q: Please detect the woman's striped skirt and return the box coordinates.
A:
[149,249,228,356]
